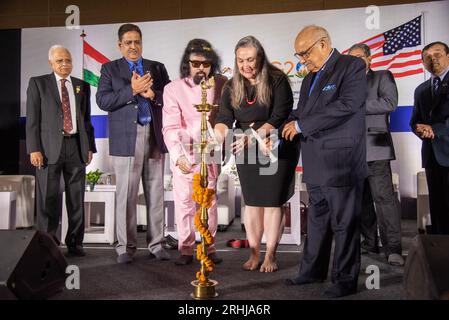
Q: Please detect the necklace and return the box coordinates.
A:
[246,96,257,105]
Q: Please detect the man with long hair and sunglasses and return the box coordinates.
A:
[162,39,226,266]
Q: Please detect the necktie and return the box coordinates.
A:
[60,79,73,133]
[432,77,441,98]
[308,69,322,96]
[133,62,151,125]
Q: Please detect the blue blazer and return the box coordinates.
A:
[410,71,449,168]
[289,50,368,187]
[96,57,170,156]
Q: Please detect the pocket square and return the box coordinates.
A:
[322,84,336,92]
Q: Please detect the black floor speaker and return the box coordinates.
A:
[404,235,449,300]
[0,230,68,299]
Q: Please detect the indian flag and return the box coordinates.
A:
[83,40,110,87]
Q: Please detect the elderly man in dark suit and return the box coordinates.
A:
[410,41,449,235]
[282,25,367,298]
[96,23,171,263]
[348,43,404,267]
[26,45,96,256]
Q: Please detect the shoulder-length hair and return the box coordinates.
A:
[179,39,221,78]
[229,35,286,109]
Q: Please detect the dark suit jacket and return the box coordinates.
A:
[410,71,449,168]
[96,57,170,156]
[26,73,96,164]
[365,69,398,162]
[290,50,368,186]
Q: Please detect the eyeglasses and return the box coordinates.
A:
[189,60,211,68]
[294,37,325,60]
[122,40,142,47]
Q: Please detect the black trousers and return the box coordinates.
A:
[425,160,449,235]
[36,136,86,246]
[297,180,364,289]
[361,160,402,255]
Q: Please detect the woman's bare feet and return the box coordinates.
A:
[260,256,278,272]
[242,250,260,271]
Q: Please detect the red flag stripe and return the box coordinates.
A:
[83,41,109,64]
[392,68,423,78]
[367,41,385,50]
[388,59,423,69]
[371,50,422,68]
[341,39,384,54]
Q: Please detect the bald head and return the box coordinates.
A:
[294,25,333,72]
[295,25,332,47]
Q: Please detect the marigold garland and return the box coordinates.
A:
[192,173,216,283]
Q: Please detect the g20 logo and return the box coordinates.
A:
[272,60,308,78]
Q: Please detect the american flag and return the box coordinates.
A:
[343,16,423,78]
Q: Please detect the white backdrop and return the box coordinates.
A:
[20,0,449,198]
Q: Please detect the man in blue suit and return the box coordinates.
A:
[96,24,171,263]
[282,25,367,298]
[410,41,449,235]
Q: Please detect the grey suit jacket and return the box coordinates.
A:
[365,69,398,162]
[26,73,96,164]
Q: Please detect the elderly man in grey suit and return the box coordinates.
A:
[348,43,404,266]
[96,23,171,263]
[26,45,96,256]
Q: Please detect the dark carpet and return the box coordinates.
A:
[50,218,418,300]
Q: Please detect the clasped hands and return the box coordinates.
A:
[416,124,435,139]
[131,71,155,100]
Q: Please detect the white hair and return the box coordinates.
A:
[48,45,69,61]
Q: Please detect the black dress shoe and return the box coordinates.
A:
[174,255,193,266]
[323,284,357,298]
[361,241,379,254]
[208,252,223,264]
[163,235,178,250]
[285,276,324,286]
[67,245,86,257]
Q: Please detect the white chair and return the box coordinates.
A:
[417,171,431,232]
[0,191,17,229]
[0,175,35,228]
[216,172,236,229]
[61,186,116,244]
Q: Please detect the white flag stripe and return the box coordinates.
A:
[83,54,102,76]
[373,64,423,73]
[364,35,385,47]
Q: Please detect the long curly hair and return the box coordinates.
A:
[179,39,221,78]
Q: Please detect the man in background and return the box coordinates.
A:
[410,41,449,235]
[348,43,404,266]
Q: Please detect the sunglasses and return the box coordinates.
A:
[189,60,211,68]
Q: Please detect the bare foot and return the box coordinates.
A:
[242,256,260,271]
[260,257,278,273]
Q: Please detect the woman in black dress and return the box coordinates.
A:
[215,36,300,272]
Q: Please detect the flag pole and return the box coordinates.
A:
[81,30,86,81]
[421,12,428,82]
